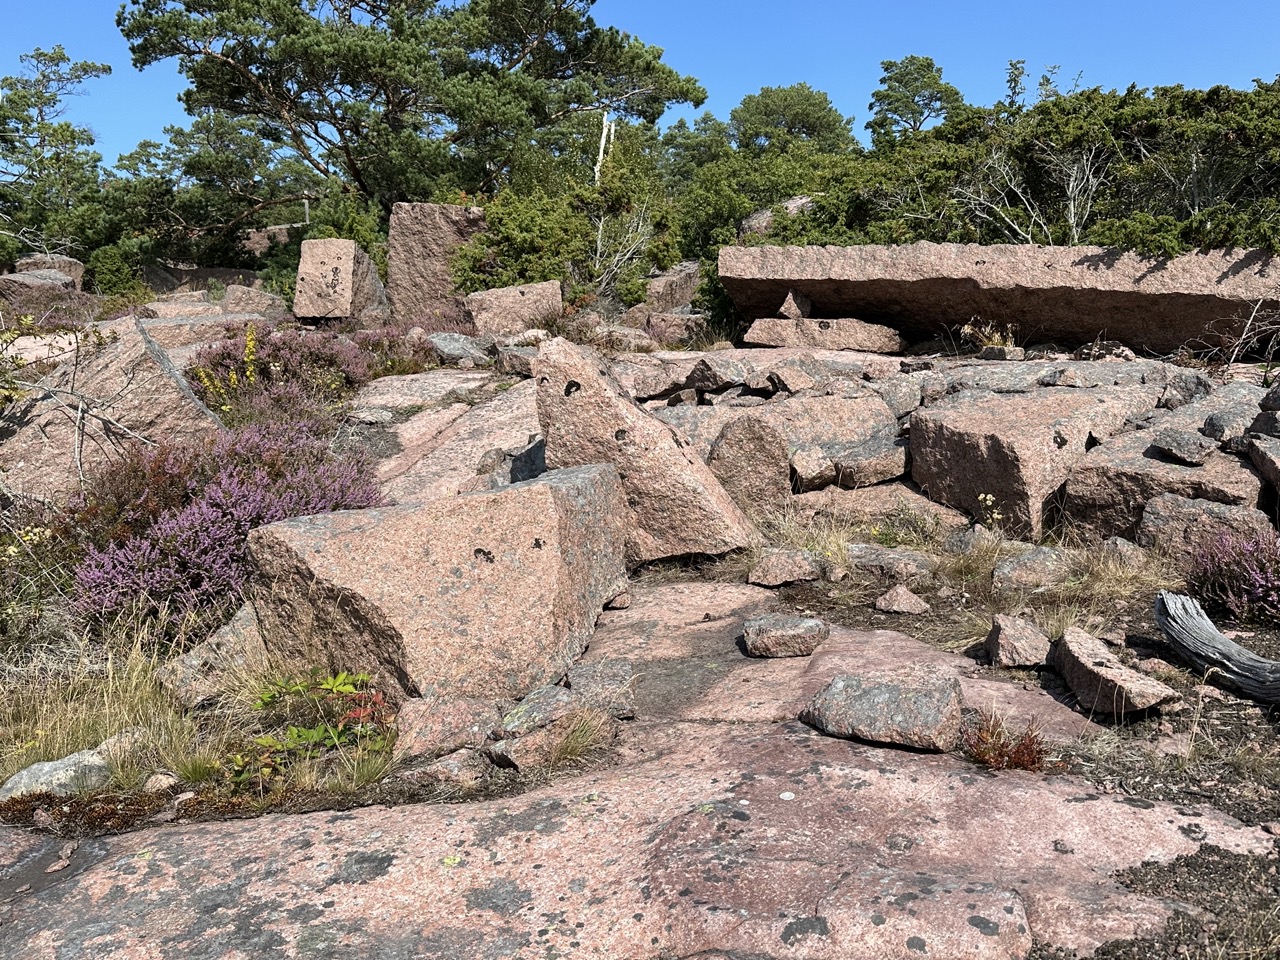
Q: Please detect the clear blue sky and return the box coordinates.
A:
[5,1,1280,166]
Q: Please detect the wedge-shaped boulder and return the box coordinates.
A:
[535,338,756,562]
[744,316,905,353]
[0,318,219,501]
[1064,383,1266,538]
[293,238,387,322]
[248,465,629,705]
[1052,627,1180,716]
[911,386,1161,539]
[706,415,792,516]
[801,666,963,751]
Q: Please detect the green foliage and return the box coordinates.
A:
[0,45,110,255]
[227,670,392,795]
[867,55,965,143]
[729,83,855,157]
[119,0,705,209]
[86,244,145,296]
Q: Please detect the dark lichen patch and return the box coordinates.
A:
[968,915,1001,936]
[906,934,928,952]
[464,878,535,918]
[780,915,830,945]
[324,850,395,887]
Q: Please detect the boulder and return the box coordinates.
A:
[0,318,220,501]
[985,615,1052,668]
[845,543,937,582]
[911,385,1161,538]
[426,331,491,366]
[0,271,74,302]
[719,242,1280,354]
[0,749,111,801]
[747,548,824,587]
[16,253,84,290]
[706,415,792,517]
[1064,383,1267,537]
[744,316,905,353]
[643,311,706,345]
[1151,427,1219,466]
[534,338,756,563]
[220,284,285,316]
[1136,493,1274,556]
[992,546,1071,593]
[292,238,387,323]
[385,201,486,325]
[801,667,963,751]
[739,194,814,236]
[377,379,541,505]
[464,279,562,337]
[655,394,900,487]
[247,465,630,705]
[792,482,970,532]
[742,614,830,658]
[1052,627,1181,716]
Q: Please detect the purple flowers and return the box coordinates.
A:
[72,421,381,631]
[1186,531,1280,624]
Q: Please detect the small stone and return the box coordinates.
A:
[142,773,180,793]
[791,445,836,492]
[778,290,812,320]
[985,615,1052,668]
[747,548,824,588]
[1152,428,1218,466]
[1101,536,1148,570]
[800,668,963,752]
[400,748,490,790]
[874,585,930,615]
[1052,627,1181,716]
[1202,409,1251,443]
[742,614,830,658]
[605,591,632,610]
[992,547,1069,593]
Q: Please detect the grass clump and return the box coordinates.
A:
[959,709,1057,772]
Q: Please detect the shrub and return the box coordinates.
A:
[188,319,437,424]
[1186,531,1280,625]
[70,421,382,635]
[86,244,146,298]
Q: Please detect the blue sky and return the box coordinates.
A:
[5,1,1280,166]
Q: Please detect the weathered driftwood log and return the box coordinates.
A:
[1153,591,1280,704]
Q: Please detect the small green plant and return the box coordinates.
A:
[959,709,1055,772]
[205,279,226,302]
[224,670,393,795]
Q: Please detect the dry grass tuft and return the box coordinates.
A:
[548,709,616,769]
[959,709,1057,772]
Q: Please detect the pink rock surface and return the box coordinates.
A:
[465,280,562,337]
[0,318,220,500]
[912,385,1160,539]
[720,242,1280,353]
[380,378,540,504]
[536,338,756,562]
[248,465,629,705]
[386,201,486,325]
[2,721,1269,958]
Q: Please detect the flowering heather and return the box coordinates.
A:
[1185,531,1280,625]
[72,420,382,634]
